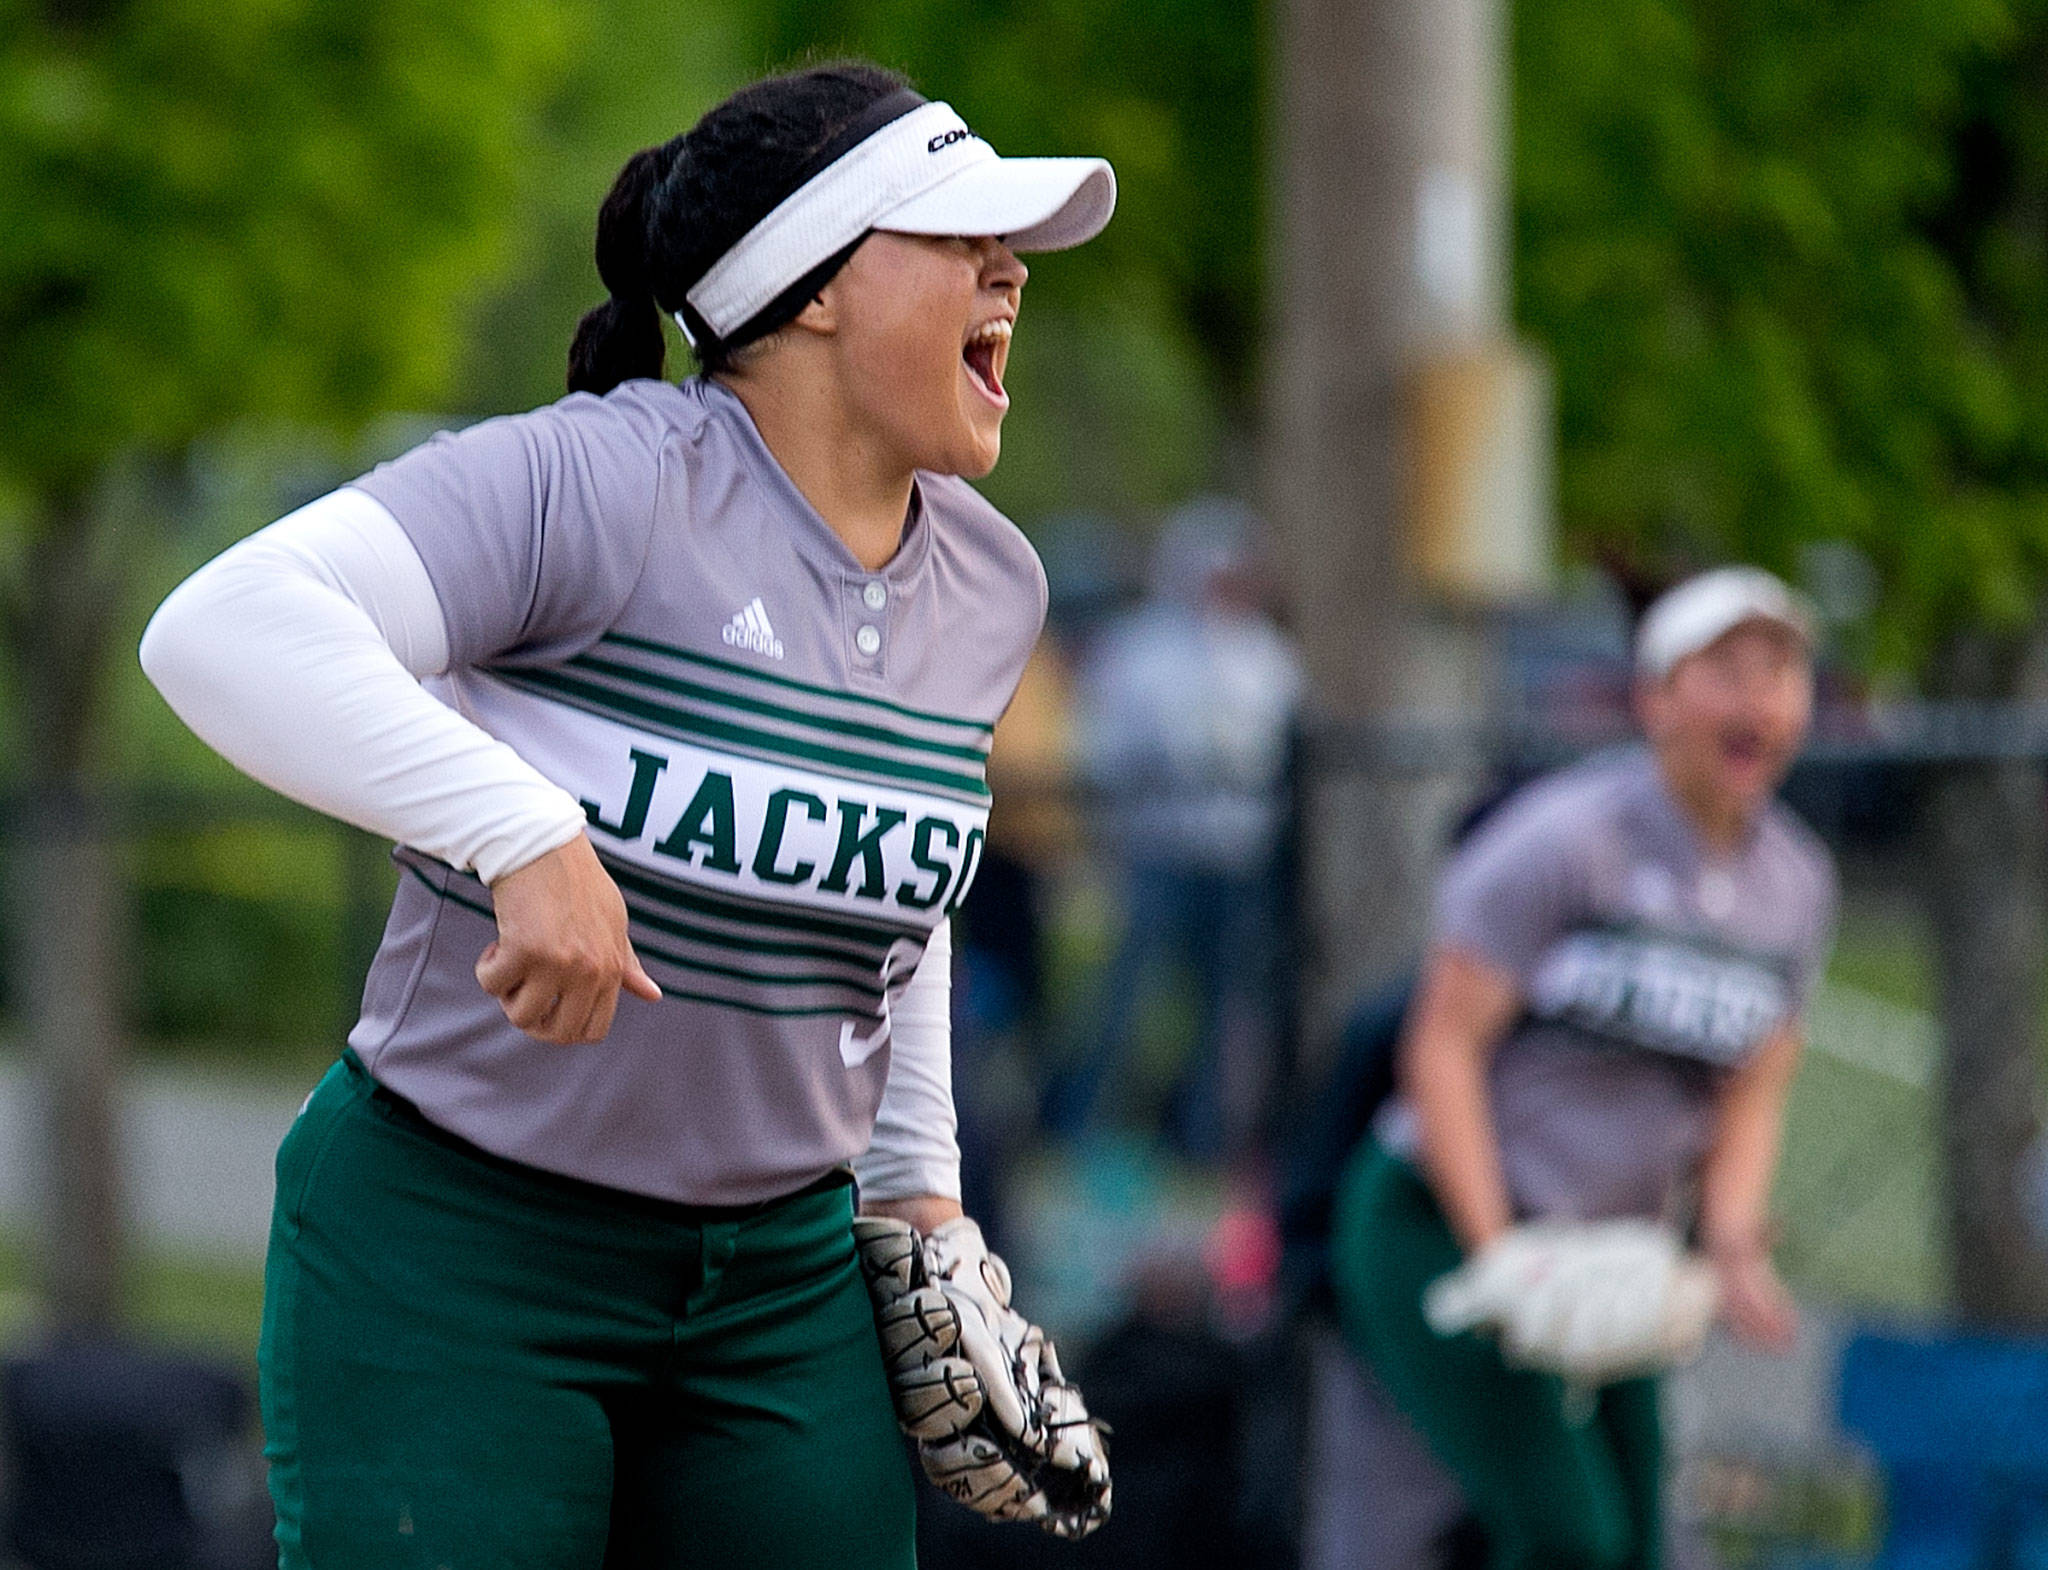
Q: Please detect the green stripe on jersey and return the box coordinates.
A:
[409,863,493,918]
[405,867,892,1011]
[625,933,887,1001]
[599,631,994,737]
[404,849,926,951]
[491,667,991,800]
[565,651,991,763]
[596,853,925,948]
[620,899,891,988]
[633,987,874,1020]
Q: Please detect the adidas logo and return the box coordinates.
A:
[722,597,784,660]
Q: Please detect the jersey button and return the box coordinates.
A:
[855,625,882,656]
[862,581,888,611]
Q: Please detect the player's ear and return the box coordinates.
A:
[790,283,840,337]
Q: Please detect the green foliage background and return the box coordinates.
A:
[0,0,570,503]
[1517,0,2048,675]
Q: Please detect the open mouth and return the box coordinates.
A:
[1718,726,1770,769]
[962,318,1013,407]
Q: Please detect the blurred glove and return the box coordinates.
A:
[1422,1219,1721,1384]
[853,1215,1112,1538]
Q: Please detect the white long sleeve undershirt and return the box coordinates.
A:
[140,487,589,883]
[139,487,962,1201]
[851,916,960,1202]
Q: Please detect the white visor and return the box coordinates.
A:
[682,99,1115,343]
[1635,566,1817,679]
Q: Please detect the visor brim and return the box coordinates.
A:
[1636,574,1819,678]
[876,156,1116,252]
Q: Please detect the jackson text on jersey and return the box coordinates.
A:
[402,631,990,1066]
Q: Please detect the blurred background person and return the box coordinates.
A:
[1043,497,1304,1163]
[1325,568,1838,1570]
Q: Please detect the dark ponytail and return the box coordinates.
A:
[567,61,913,395]
[567,141,682,395]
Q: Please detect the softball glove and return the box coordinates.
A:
[853,1215,1112,1539]
[1423,1218,1721,1385]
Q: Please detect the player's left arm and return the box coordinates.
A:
[848,920,1108,1535]
[1699,1020,1804,1350]
[851,919,962,1209]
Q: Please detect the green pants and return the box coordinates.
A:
[259,1051,916,1570]
[1328,1142,1663,1570]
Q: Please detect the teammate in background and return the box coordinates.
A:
[1329,567,1838,1570]
[1047,498,1304,1161]
[141,64,1113,1569]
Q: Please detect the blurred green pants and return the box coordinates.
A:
[1329,1141,1663,1570]
[258,1051,915,1570]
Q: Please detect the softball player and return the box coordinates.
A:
[1329,568,1838,1570]
[142,62,1114,1569]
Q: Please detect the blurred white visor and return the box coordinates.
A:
[681,99,1115,342]
[1635,566,1818,678]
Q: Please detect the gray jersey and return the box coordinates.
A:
[1380,748,1836,1222]
[347,376,1045,1205]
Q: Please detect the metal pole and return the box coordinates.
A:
[1266,0,1511,1056]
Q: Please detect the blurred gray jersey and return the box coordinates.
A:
[1379,748,1837,1222]
[347,376,1045,1205]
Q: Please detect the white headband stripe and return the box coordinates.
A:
[684,101,993,340]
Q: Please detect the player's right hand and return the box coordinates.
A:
[475,833,661,1044]
[1711,1242,1799,1352]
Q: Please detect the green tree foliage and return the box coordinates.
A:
[0,0,573,776]
[456,0,752,417]
[0,0,571,502]
[1514,0,2046,674]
